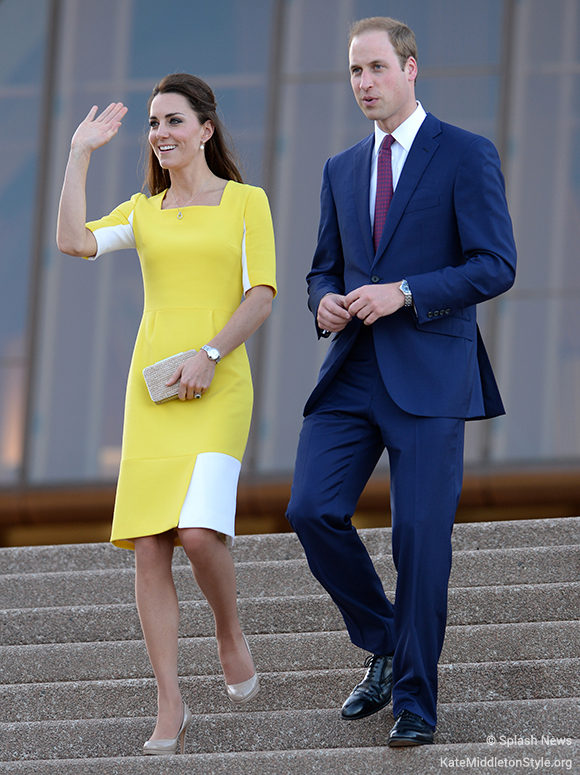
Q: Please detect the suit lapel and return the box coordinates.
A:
[373,114,441,266]
[353,135,375,265]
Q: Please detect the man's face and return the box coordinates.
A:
[349,30,417,133]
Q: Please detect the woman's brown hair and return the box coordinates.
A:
[146,73,244,195]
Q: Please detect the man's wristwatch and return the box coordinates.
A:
[399,279,413,308]
[201,344,221,363]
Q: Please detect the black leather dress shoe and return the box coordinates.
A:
[388,709,434,746]
[341,654,393,720]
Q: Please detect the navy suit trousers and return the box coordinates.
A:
[286,326,465,729]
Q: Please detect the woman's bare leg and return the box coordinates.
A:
[134,532,184,739]
[177,527,254,684]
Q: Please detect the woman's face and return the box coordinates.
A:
[148,91,213,171]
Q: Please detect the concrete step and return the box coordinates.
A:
[447,515,580,551]
[2,544,579,610]
[2,658,579,723]
[2,582,579,647]
[0,699,578,761]
[1,516,577,576]
[442,620,580,663]
[1,741,579,775]
[1,517,577,773]
[1,620,578,686]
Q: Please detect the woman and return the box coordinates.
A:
[57,73,276,756]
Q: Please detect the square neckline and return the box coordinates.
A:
[160,179,231,211]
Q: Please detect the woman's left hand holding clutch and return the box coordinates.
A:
[166,351,216,401]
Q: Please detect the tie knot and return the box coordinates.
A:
[379,134,395,153]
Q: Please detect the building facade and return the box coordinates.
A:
[2,0,580,542]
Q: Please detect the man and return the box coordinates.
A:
[286,17,516,747]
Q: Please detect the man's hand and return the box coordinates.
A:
[317,293,352,332]
[345,282,405,325]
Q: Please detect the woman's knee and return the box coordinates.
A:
[134,532,174,570]
[178,527,221,564]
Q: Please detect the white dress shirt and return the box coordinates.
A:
[369,101,427,228]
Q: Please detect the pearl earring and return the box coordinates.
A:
[200,142,205,150]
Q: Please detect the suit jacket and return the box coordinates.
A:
[305,112,517,420]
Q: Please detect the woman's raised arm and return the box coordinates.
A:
[57,102,128,257]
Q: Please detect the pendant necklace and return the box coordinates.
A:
[170,175,213,219]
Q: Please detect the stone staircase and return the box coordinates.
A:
[0,516,579,774]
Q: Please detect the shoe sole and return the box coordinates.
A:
[388,737,434,747]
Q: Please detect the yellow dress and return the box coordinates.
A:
[86,182,277,549]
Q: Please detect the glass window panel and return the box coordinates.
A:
[65,0,130,83]
[259,77,348,472]
[351,0,503,67]
[0,0,50,484]
[526,0,568,61]
[416,75,501,141]
[209,87,267,185]
[0,364,26,484]
[508,70,577,292]
[0,141,38,361]
[283,0,356,75]
[130,0,272,79]
[0,0,49,84]
[492,297,580,460]
[496,1,580,466]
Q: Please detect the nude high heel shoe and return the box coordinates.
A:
[226,634,260,705]
[142,701,192,755]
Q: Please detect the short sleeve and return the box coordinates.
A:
[241,187,277,297]
[84,193,140,260]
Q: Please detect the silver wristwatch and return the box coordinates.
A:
[399,279,413,308]
[201,344,221,363]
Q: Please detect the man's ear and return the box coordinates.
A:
[405,57,418,82]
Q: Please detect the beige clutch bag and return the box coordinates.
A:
[142,349,198,404]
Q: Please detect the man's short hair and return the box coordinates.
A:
[348,16,418,72]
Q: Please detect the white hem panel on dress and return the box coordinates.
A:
[90,212,136,259]
[178,452,241,547]
[241,219,251,295]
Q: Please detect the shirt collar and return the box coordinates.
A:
[373,101,427,155]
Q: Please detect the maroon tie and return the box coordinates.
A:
[373,134,395,252]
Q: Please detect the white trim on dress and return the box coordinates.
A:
[90,212,136,259]
[178,452,241,547]
[241,218,251,294]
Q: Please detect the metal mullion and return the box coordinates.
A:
[83,0,134,478]
[243,0,287,477]
[539,0,578,455]
[20,0,63,486]
[480,0,518,464]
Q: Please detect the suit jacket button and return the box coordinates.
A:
[433,310,439,317]
[371,275,380,283]
[428,311,433,318]
[440,309,446,316]
[445,308,451,314]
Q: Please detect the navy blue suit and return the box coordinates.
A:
[287,113,516,729]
